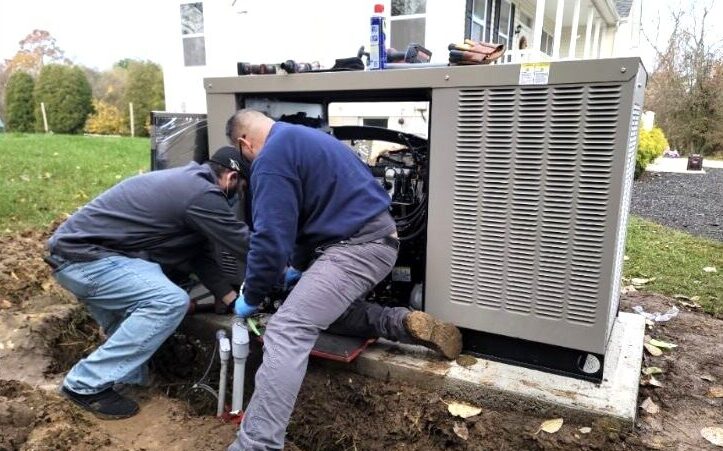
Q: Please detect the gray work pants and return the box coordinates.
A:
[229,239,409,451]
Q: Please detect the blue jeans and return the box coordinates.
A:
[53,255,189,394]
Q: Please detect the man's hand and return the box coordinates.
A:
[233,293,258,318]
[215,290,238,315]
[284,267,303,290]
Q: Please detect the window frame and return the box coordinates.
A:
[496,0,512,48]
[389,0,428,48]
[180,2,206,67]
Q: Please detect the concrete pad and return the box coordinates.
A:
[182,311,645,427]
[352,312,645,427]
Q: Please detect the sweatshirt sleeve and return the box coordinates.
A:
[185,190,250,260]
[243,171,300,305]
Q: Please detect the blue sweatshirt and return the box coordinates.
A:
[243,122,392,305]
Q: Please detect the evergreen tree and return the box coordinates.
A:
[4,71,35,132]
[124,60,165,137]
[34,64,93,134]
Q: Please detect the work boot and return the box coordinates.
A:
[61,386,139,420]
[403,311,463,360]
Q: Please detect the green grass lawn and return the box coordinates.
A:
[0,133,149,231]
[0,133,720,315]
[624,217,722,316]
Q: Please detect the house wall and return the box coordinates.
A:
[162,0,636,115]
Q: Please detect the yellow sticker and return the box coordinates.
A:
[520,62,551,85]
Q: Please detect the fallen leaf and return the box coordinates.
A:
[632,277,656,286]
[579,427,592,434]
[701,375,717,382]
[703,266,717,273]
[691,296,701,302]
[648,376,663,387]
[640,397,659,414]
[649,339,677,349]
[447,402,482,419]
[624,255,630,261]
[0,299,12,309]
[701,427,723,447]
[453,422,469,440]
[673,294,690,300]
[41,281,52,292]
[644,343,663,356]
[680,301,702,309]
[708,387,723,398]
[10,271,19,280]
[536,418,564,434]
[20,174,30,182]
[642,367,663,375]
[622,285,637,294]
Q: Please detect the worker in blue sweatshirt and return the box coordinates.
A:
[225,109,462,451]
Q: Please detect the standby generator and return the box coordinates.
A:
[152,57,646,381]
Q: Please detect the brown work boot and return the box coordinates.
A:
[404,311,463,360]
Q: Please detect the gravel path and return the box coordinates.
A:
[630,168,723,241]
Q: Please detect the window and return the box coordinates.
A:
[180,3,206,66]
[470,0,487,41]
[496,0,512,48]
[390,0,426,51]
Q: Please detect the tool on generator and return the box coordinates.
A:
[279,60,321,73]
[387,43,432,64]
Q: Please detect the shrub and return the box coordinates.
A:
[123,61,164,137]
[84,99,128,135]
[635,127,669,178]
[4,71,35,132]
[34,64,93,134]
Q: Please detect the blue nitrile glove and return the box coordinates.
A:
[233,293,258,318]
[284,267,303,290]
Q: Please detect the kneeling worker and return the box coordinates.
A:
[46,147,250,419]
[226,109,463,450]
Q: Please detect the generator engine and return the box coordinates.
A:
[332,126,429,310]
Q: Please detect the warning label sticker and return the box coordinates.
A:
[519,62,551,85]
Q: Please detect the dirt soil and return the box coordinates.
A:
[1,224,722,450]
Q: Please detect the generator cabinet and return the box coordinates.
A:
[204,58,646,381]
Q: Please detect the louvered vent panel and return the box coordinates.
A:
[477,88,514,309]
[567,84,620,324]
[536,86,584,319]
[505,87,548,314]
[450,90,485,305]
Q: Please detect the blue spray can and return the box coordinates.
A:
[369,4,387,70]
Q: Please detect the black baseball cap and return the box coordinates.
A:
[210,146,250,180]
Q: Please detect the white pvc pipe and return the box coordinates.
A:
[231,317,250,414]
[217,330,231,417]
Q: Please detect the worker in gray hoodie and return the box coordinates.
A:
[46,146,250,419]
